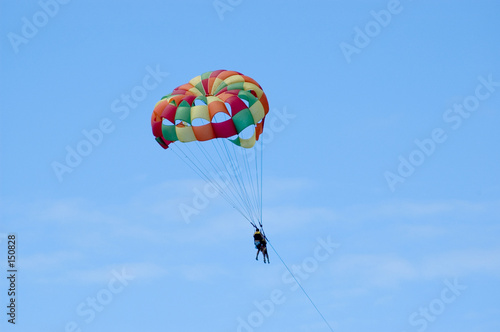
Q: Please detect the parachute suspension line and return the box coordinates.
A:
[243,143,260,224]
[218,138,259,223]
[171,144,233,206]
[235,142,258,224]
[205,137,246,214]
[252,146,259,225]
[259,137,264,225]
[168,137,263,230]
[249,139,262,225]
[254,138,264,236]
[227,140,258,223]
[170,144,239,210]
[193,140,252,219]
[199,141,257,226]
[266,240,335,332]
[170,145,215,188]
[211,138,256,220]
[175,136,262,227]
[170,144,253,224]
[225,141,259,225]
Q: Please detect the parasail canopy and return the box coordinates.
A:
[151,70,269,228]
[152,70,269,149]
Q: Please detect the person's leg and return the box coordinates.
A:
[262,246,268,263]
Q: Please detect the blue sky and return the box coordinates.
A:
[1,0,499,331]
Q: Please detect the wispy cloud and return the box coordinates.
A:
[374,201,457,216]
[67,262,169,283]
[27,197,122,225]
[24,257,169,284]
[7,183,500,294]
[21,251,84,271]
[420,248,500,278]
[176,263,230,282]
[344,199,493,222]
[330,248,500,289]
[264,206,338,232]
[263,177,316,201]
[401,224,447,238]
[333,253,417,288]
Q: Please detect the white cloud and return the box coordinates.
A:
[8,183,500,294]
[21,251,84,271]
[34,261,169,284]
[329,248,500,289]
[375,201,456,216]
[342,199,498,223]
[264,205,337,231]
[263,177,315,200]
[27,197,122,225]
[175,263,229,282]
[420,248,500,278]
[332,253,417,288]
[402,224,447,238]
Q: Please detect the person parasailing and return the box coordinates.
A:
[253,227,269,263]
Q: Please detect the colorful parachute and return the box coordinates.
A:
[151,70,269,149]
[151,70,269,228]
